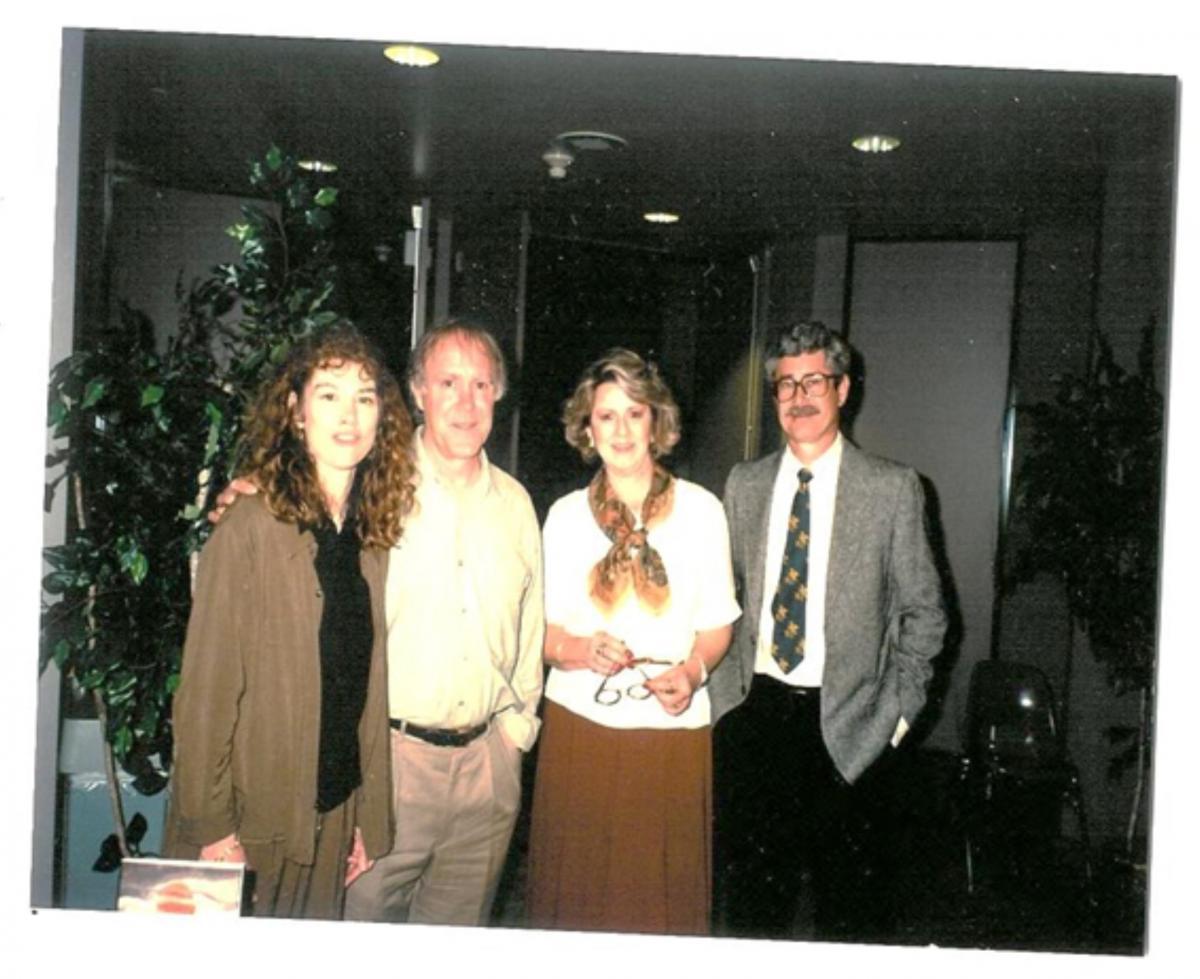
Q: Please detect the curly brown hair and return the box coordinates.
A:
[236,324,416,548]
[562,348,682,463]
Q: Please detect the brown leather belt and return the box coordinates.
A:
[389,718,488,747]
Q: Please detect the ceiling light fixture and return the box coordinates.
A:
[298,159,339,173]
[383,44,440,68]
[555,130,629,151]
[643,211,680,224]
[852,134,901,154]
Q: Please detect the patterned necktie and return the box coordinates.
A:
[771,468,813,673]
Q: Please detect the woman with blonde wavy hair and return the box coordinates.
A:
[526,348,740,935]
[165,323,415,919]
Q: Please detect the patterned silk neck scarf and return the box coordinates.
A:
[771,467,813,672]
[588,463,675,615]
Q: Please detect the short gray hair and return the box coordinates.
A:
[407,321,508,401]
[763,321,852,380]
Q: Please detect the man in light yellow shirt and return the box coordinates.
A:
[343,322,544,925]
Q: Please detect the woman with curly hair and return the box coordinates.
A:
[526,349,740,935]
[164,323,416,919]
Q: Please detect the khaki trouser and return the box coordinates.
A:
[343,722,522,925]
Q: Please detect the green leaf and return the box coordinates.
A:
[42,570,76,595]
[314,187,338,207]
[116,537,150,585]
[42,546,70,570]
[81,378,108,409]
[200,402,223,467]
[152,403,170,432]
[52,638,73,668]
[287,184,312,210]
[140,384,165,408]
[266,146,283,171]
[48,399,69,429]
[308,284,336,317]
[241,348,267,375]
[109,671,137,696]
[112,726,133,758]
[80,667,107,690]
[306,208,333,231]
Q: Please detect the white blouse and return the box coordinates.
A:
[542,477,741,730]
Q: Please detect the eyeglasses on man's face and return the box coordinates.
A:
[772,372,842,402]
[594,657,676,706]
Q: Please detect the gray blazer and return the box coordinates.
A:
[710,439,947,783]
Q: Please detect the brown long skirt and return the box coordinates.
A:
[526,700,712,935]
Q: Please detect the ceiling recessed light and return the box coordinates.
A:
[852,134,901,154]
[384,44,440,68]
[643,212,680,224]
[298,159,339,173]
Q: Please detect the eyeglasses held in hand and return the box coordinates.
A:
[594,657,676,706]
[772,372,842,401]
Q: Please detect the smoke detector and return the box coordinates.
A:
[542,143,575,179]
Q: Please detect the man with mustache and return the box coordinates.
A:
[709,321,947,940]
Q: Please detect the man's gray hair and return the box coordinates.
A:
[763,321,852,379]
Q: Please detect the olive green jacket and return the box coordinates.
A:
[164,495,393,865]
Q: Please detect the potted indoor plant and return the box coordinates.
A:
[1009,320,1163,859]
[41,146,343,869]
